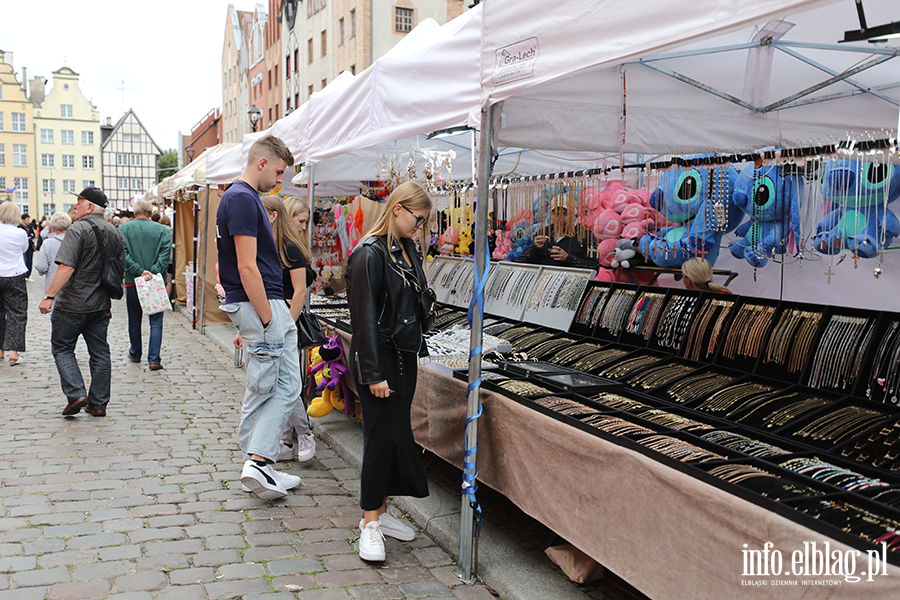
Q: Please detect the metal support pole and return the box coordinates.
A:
[457,104,495,585]
[304,163,315,416]
[198,184,211,334]
[192,193,199,330]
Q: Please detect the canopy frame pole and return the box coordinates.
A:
[192,191,200,330]
[199,184,211,335]
[456,104,495,586]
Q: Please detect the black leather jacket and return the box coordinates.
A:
[347,235,429,385]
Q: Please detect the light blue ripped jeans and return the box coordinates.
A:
[221,299,304,462]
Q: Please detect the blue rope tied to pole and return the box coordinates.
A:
[463,194,490,537]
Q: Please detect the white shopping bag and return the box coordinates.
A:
[135,273,171,315]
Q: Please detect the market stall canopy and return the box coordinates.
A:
[481,0,900,154]
[158,143,239,198]
[307,6,482,164]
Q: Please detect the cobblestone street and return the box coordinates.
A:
[0,280,493,600]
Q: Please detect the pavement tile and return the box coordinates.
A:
[270,574,316,592]
[244,593,295,600]
[297,589,352,600]
[192,549,242,567]
[0,555,36,571]
[156,585,207,600]
[451,584,496,600]
[74,560,132,580]
[316,568,383,587]
[379,566,437,585]
[322,553,369,571]
[216,563,267,579]
[205,578,272,599]
[47,579,112,600]
[168,567,216,585]
[13,565,71,586]
[243,545,298,562]
[98,545,141,561]
[429,566,464,588]
[116,571,169,591]
[347,584,406,600]
[24,539,66,555]
[0,587,46,600]
[398,581,455,598]
[38,550,96,568]
[128,527,186,543]
[412,547,453,568]
[266,557,323,575]
[135,554,191,572]
[283,517,333,531]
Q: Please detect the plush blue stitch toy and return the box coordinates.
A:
[729,165,803,268]
[813,159,900,259]
[639,166,742,267]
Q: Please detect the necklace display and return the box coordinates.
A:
[581,414,656,437]
[808,314,874,390]
[694,381,779,416]
[527,336,579,359]
[496,379,553,396]
[591,393,651,411]
[654,295,699,351]
[635,409,714,432]
[637,434,727,463]
[681,298,734,361]
[525,271,592,312]
[792,404,888,444]
[665,370,735,403]
[598,289,636,336]
[571,348,629,372]
[700,431,790,457]
[626,362,696,390]
[840,419,900,471]
[779,457,889,492]
[533,396,602,418]
[867,321,900,404]
[598,354,663,379]
[722,304,777,359]
[763,309,822,373]
[547,342,606,365]
[575,287,612,328]
[736,391,831,429]
[624,292,666,340]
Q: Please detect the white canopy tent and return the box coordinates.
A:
[158,143,239,198]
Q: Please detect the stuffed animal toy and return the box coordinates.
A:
[592,209,624,240]
[307,336,350,418]
[639,165,742,267]
[456,224,474,255]
[440,226,460,255]
[729,165,803,268]
[492,229,512,260]
[813,159,900,259]
[610,238,645,269]
[506,214,533,261]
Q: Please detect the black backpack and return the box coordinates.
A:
[87,221,124,300]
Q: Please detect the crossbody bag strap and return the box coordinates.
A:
[86,220,111,263]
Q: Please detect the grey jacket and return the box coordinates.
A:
[34,232,65,293]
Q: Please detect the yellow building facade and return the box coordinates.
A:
[0,50,35,215]
[33,67,101,217]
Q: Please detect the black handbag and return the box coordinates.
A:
[297,306,327,350]
[87,221,124,300]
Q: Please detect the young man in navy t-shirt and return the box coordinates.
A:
[217,135,312,500]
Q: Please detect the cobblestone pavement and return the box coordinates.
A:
[0,280,495,600]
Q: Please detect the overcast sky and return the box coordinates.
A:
[4,1,260,154]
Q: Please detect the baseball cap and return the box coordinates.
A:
[69,186,108,208]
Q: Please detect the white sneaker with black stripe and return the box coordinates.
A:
[240,460,287,500]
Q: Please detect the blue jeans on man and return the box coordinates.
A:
[50,309,111,410]
[125,285,163,365]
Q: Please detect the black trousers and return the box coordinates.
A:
[353,347,429,511]
[0,274,27,352]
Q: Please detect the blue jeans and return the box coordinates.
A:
[51,309,111,409]
[221,300,305,462]
[125,286,164,364]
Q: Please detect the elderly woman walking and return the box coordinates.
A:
[35,212,73,301]
[0,201,29,364]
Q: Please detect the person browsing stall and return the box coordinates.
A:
[681,257,731,293]
[519,196,598,270]
[346,181,432,562]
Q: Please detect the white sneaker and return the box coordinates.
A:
[276,441,296,462]
[358,520,385,561]
[294,433,316,462]
[240,460,287,500]
[241,467,301,492]
[359,512,415,541]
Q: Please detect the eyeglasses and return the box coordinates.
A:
[402,205,428,228]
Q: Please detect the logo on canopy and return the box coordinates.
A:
[493,37,539,86]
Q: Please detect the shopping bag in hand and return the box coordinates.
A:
[135,273,171,315]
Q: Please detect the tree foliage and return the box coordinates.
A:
[158,149,178,182]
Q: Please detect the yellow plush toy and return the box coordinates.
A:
[306,337,349,418]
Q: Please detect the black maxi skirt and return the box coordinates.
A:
[352,347,429,510]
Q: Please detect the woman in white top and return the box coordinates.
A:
[0,201,29,363]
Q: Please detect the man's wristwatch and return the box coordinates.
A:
[44,295,55,301]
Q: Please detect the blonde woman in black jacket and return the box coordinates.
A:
[346,181,432,562]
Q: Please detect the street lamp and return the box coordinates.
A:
[249,105,262,132]
[186,145,195,163]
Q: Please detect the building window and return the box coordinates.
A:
[268,69,272,90]
[40,129,53,143]
[131,179,142,191]
[286,99,291,113]
[321,30,327,55]
[276,104,279,120]
[322,78,327,89]
[117,154,128,166]
[339,18,345,45]
[285,54,290,77]
[60,104,73,119]
[82,180,95,189]
[0,177,5,190]
[42,179,56,194]
[62,180,76,194]
[12,113,26,132]
[82,131,94,145]
[43,203,54,217]
[274,65,278,84]
[0,113,4,131]
[82,155,95,169]
[14,178,28,200]
[61,130,74,144]
[351,64,356,75]
[61,154,75,169]
[351,9,356,37]
[118,178,129,190]
[269,108,272,124]
[131,155,141,166]
[13,144,27,167]
[41,154,55,168]
[0,144,4,166]
[308,38,313,63]
[395,7,414,32]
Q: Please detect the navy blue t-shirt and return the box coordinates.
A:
[216,180,284,303]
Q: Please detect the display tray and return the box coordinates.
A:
[499,360,578,378]
[681,375,791,420]
[591,284,641,343]
[422,359,498,378]
[753,300,827,386]
[515,331,586,359]
[569,281,613,338]
[479,376,566,402]
[619,430,741,472]
[856,486,900,512]
[647,364,743,405]
[584,389,673,412]
[759,453,900,493]
[314,315,352,333]
[533,371,624,395]
[646,290,704,354]
[775,397,900,450]
[712,296,780,373]
[725,384,845,434]
[831,413,900,473]
[617,288,672,349]
[620,356,705,394]
[589,347,672,381]
[695,426,811,457]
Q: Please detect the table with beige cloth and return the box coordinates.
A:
[333,330,900,599]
